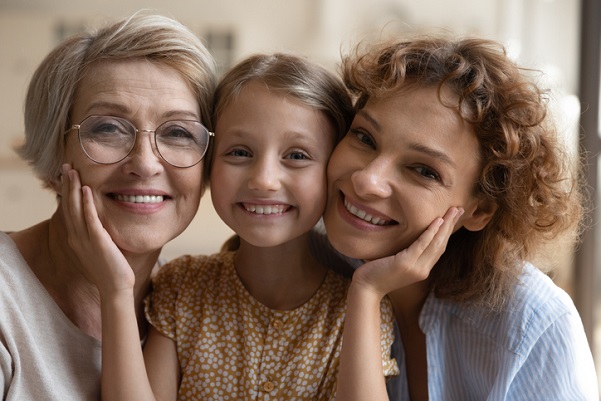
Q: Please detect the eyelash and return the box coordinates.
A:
[414,165,441,181]
[225,148,311,161]
[226,148,252,158]
[350,128,376,148]
[286,150,310,160]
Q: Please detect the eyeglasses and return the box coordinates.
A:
[67,115,213,168]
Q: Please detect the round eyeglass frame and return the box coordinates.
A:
[66,115,214,168]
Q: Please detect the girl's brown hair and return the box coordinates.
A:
[205,52,354,183]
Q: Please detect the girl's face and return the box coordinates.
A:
[61,60,204,256]
[211,81,336,248]
[323,86,494,261]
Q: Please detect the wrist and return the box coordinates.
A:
[348,279,386,305]
[99,286,135,307]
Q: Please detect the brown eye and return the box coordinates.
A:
[350,128,376,148]
[415,166,440,181]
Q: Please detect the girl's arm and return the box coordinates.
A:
[61,164,178,401]
[335,207,462,401]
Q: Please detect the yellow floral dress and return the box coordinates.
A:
[146,251,398,400]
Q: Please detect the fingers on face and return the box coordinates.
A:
[430,207,464,255]
[413,207,464,269]
[81,186,103,238]
[61,163,88,239]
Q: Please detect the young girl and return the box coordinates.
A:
[326,37,599,400]
[63,52,403,400]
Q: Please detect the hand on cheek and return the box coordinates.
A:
[60,163,136,295]
[352,206,464,298]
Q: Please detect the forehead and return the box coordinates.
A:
[366,86,467,131]
[216,81,336,144]
[71,59,199,121]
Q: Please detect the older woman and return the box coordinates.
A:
[0,13,215,400]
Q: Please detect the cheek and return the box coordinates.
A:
[313,173,329,210]
[298,167,328,213]
[186,170,204,197]
[209,163,230,196]
[326,147,347,183]
[173,166,204,204]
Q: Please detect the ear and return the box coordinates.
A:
[47,173,62,196]
[461,196,497,232]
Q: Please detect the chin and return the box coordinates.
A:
[333,238,396,261]
[327,235,363,259]
[109,227,165,254]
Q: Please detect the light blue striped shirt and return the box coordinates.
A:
[308,229,599,400]
[385,263,599,400]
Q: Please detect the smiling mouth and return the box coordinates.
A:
[242,203,289,215]
[343,198,396,226]
[112,194,166,204]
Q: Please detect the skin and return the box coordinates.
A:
[328,86,495,401]
[9,59,204,341]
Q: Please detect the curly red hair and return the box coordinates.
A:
[342,36,586,309]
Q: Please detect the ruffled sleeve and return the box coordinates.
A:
[380,296,400,377]
[144,255,193,340]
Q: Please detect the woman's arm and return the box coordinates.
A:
[61,164,179,401]
[335,207,462,401]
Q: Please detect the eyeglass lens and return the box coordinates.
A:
[77,115,210,168]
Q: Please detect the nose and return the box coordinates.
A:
[350,158,393,199]
[122,130,164,178]
[248,155,282,192]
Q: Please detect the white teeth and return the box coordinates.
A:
[114,194,164,204]
[244,204,286,215]
[344,199,389,226]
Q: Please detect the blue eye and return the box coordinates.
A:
[287,151,309,160]
[157,125,197,149]
[228,148,252,157]
[162,126,194,139]
[80,117,132,147]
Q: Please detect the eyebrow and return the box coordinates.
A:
[356,109,381,131]
[163,109,200,120]
[84,101,200,120]
[409,143,456,167]
[83,101,129,116]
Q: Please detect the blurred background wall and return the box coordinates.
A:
[1,0,599,393]
[0,0,581,257]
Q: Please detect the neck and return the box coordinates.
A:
[387,280,431,330]
[233,234,327,310]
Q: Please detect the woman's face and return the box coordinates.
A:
[323,86,492,261]
[62,59,203,256]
